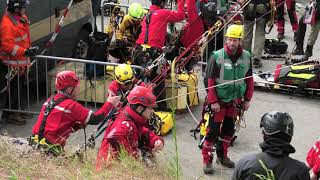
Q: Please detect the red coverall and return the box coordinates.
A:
[135,0,186,50]
[276,0,298,34]
[96,106,163,170]
[32,94,114,147]
[180,0,205,48]
[306,138,320,179]
[202,45,254,165]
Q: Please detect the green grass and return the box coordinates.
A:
[0,138,172,179]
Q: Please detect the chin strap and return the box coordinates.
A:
[57,90,74,99]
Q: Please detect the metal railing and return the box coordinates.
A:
[0,55,143,118]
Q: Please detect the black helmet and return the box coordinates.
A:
[8,0,29,8]
[7,0,29,12]
[260,111,294,137]
[151,0,166,7]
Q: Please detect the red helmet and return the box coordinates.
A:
[55,70,80,90]
[127,86,156,107]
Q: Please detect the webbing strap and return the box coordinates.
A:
[144,10,155,45]
[38,96,67,138]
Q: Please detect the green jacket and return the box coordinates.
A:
[212,49,251,102]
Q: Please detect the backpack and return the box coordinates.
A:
[274,63,320,89]
[264,39,288,55]
[84,32,111,79]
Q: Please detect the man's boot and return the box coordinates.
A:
[6,113,26,125]
[202,141,214,174]
[253,58,263,68]
[216,137,235,168]
[277,33,284,41]
[294,32,298,42]
[304,45,313,59]
[292,45,304,55]
[203,163,214,175]
[216,157,235,168]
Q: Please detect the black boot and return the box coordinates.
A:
[203,163,214,174]
[216,157,235,168]
[294,32,298,42]
[305,45,313,58]
[215,138,235,168]
[253,58,263,68]
[277,33,284,41]
[292,45,304,55]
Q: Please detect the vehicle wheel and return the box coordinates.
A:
[72,28,91,59]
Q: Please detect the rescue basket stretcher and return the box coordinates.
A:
[253,72,320,98]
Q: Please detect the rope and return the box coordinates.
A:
[148,0,253,89]
[156,58,319,104]
[150,0,292,98]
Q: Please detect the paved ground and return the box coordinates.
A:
[1,1,320,179]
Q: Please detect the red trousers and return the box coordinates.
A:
[276,0,298,33]
[201,99,242,164]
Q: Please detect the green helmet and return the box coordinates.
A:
[128,3,144,20]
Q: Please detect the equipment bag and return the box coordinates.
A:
[153,111,174,136]
[264,38,288,55]
[274,64,320,89]
[165,72,199,110]
[85,32,111,79]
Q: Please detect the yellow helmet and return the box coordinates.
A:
[114,64,134,84]
[225,24,244,39]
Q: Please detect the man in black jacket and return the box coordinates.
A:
[232,111,310,180]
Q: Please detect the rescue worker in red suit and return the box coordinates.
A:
[132,0,185,110]
[202,24,254,174]
[306,138,320,180]
[176,0,205,72]
[31,71,120,155]
[180,0,229,74]
[96,86,164,170]
[108,64,145,97]
[0,0,39,125]
[275,0,299,40]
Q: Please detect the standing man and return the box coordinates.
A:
[202,24,254,174]
[293,0,320,60]
[232,111,310,180]
[275,0,299,40]
[0,0,39,125]
[242,0,270,68]
[132,0,185,110]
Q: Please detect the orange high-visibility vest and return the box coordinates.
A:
[0,11,31,67]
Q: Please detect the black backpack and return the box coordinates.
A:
[85,32,111,79]
[264,38,288,55]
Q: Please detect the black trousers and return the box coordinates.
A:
[0,63,27,110]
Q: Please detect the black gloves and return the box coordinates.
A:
[24,46,39,56]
